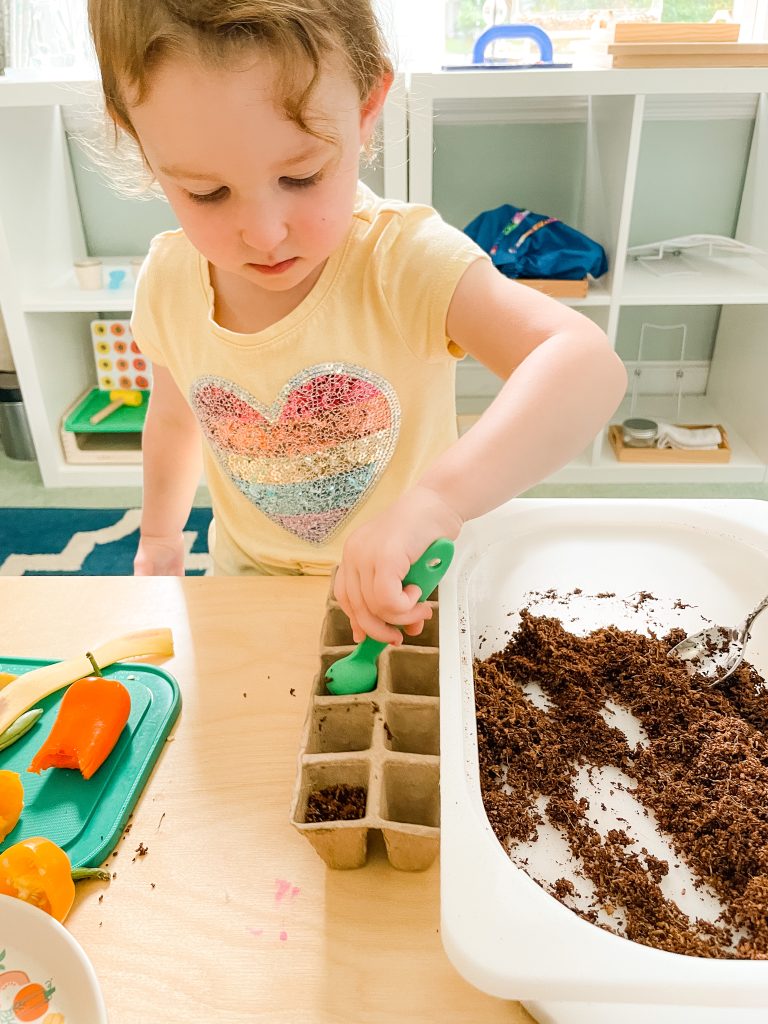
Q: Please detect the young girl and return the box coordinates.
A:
[88,0,626,645]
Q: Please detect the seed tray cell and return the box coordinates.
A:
[290,588,441,871]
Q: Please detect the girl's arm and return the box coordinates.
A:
[134,364,203,576]
[335,258,628,643]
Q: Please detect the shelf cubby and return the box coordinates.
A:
[1,70,766,487]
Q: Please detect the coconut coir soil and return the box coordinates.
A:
[475,609,768,959]
[305,784,367,823]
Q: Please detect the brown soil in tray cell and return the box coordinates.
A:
[305,784,367,823]
[475,607,768,960]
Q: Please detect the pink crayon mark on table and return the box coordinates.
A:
[279,930,288,942]
[275,879,301,904]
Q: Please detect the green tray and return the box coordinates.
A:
[64,388,150,434]
[0,658,180,869]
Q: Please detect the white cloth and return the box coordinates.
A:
[656,422,722,450]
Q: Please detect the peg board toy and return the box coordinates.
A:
[91,320,152,393]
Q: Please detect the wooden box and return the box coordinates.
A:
[609,423,731,463]
[609,42,768,69]
[518,277,588,299]
[613,22,740,44]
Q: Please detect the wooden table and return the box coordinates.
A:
[1,578,532,1024]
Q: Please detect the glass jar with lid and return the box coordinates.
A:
[622,417,658,448]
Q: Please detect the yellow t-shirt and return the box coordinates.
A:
[132,184,488,575]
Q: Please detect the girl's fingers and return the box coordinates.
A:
[403,621,424,637]
[349,616,365,644]
[402,605,433,637]
[340,567,364,639]
[338,549,435,645]
[354,597,430,643]
[366,577,422,625]
[335,569,365,643]
[355,609,403,645]
[371,551,413,611]
[343,565,402,645]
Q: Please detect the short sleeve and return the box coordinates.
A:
[129,232,173,367]
[377,205,490,362]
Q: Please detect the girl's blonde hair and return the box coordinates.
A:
[88,0,393,142]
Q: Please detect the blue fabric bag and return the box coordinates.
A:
[464,204,608,280]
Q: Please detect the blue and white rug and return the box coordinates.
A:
[0,507,212,575]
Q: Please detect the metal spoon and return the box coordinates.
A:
[669,594,768,685]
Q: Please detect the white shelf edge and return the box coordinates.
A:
[23,295,136,313]
[44,459,144,488]
[602,394,767,480]
[22,256,140,313]
[411,68,768,101]
[0,76,101,108]
[588,435,767,484]
[620,253,768,306]
[4,68,768,106]
[432,92,757,126]
[461,392,768,484]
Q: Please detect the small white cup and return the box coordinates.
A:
[74,257,103,290]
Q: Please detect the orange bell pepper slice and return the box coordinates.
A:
[0,836,75,922]
[0,770,24,843]
[28,675,131,780]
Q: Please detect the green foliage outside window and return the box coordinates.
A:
[660,0,724,21]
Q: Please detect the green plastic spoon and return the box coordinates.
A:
[325,538,455,696]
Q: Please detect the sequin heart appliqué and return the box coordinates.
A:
[191,365,400,544]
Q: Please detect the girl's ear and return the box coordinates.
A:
[360,72,394,144]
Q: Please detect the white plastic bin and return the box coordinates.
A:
[439,499,768,1024]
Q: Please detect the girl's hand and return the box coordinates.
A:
[334,485,463,645]
[134,534,186,576]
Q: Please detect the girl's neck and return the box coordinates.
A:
[209,260,327,334]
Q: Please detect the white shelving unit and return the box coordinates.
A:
[0,75,408,487]
[1,68,767,487]
[409,68,768,484]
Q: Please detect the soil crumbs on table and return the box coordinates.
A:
[475,605,768,959]
[305,785,367,823]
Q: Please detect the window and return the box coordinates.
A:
[380,0,767,69]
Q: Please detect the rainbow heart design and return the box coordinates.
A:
[191,365,400,544]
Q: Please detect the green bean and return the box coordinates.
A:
[72,867,112,882]
[0,708,43,753]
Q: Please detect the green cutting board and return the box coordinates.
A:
[0,658,180,869]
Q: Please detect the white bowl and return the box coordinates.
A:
[0,894,107,1022]
[439,498,768,1024]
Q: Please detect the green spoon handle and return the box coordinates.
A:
[402,537,455,598]
[356,634,389,660]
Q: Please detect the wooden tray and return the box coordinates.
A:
[60,388,143,465]
[609,42,768,68]
[609,423,731,463]
[613,22,740,43]
[518,277,588,299]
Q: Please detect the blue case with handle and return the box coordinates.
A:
[443,24,571,70]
